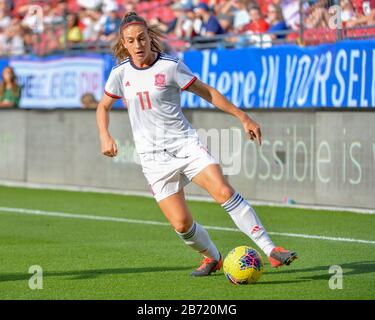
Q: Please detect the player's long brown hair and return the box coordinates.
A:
[113,12,164,62]
[0,66,20,98]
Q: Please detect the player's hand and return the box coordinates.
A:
[100,133,118,157]
[241,116,262,146]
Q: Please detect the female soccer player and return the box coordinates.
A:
[96,12,297,276]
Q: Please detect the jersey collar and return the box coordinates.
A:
[129,52,160,71]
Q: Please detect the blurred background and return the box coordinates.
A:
[0,0,374,56]
[0,0,374,210]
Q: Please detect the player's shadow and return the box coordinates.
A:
[208,271,310,285]
[0,266,193,282]
[209,260,375,285]
[210,272,310,285]
[271,260,375,281]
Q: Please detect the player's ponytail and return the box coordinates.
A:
[113,12,164,62]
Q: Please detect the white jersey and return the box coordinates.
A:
[104,52,199,154]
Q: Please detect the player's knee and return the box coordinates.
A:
[174,220,193,234]
[216,184,234,204]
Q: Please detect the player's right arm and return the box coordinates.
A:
[96,94,118,157]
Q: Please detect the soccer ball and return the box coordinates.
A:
[223,246,264,285]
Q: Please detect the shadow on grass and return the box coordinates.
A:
[270,260,375,281]
[256,279,310,285]
[211,260,375,285]
[209,271,310,285]
[2,261,373,284]
[0,266,193,283]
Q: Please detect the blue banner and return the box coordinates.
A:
[11,54,107,108]
[0,53,119,109]
[181,39,375,108]
[1,39,374,108]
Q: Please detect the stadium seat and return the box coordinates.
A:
[156,7,175,24]
[67,0,80,12]
[150,0,162,9]
[346,27,375,39]
[136,2,150,13]
[303,28,337,45]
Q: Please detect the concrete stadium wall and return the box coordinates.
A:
[0,109,374,209]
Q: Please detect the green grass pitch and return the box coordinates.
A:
[0,185,374,300]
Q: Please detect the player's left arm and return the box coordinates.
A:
[186,79,262,146]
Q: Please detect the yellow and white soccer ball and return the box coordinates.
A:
[223,246,264,285]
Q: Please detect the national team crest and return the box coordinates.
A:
[154,73,166,88]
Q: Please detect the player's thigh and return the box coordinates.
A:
[192,164,234,204]
[158,189,193,233]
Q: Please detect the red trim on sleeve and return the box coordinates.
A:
[181,76,197,91]
[104,90,121,99]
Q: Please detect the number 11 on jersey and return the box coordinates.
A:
[137,91,152,110]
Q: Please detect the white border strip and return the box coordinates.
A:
[0,180,374,215]
[0,206,374,245]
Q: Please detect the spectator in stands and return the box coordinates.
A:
[346,0,375,27]
[0,0,11,30]
[77,0,102,11]
[54,0,69,20]
[81,92,98,109]
[304,0,330,29]
[42,2,64,26]
[216,11,234,33]
[21,4,44,34]
[60,13,83,45]
[267,3,289,38]
[42,3,53,25]
[0,19,25,56]
[168,2,187,34]
[35,25,61,56]
[273,0,301,31]
[123,0,136,15]
[187,5,204,37]
[194,2,224,36]
[364,0,375,16]
[81,8,105,42]
[219,0,251,31]
[234,5,270,47]
[167,3,199,38]
[80,8,96,41]
[362,0,375,24]
[99,3,121,43]
[0,66,21,108]
[340,0,357,26]
[241,6,269,33]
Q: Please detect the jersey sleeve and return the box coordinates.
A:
[104,68,123,99]
[175,59,197,90]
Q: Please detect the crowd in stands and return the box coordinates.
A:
[0,0,374,56]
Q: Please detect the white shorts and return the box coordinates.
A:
[138,140,219,202]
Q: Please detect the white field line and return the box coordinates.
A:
[0,206,375,245]
[1,180,374,215]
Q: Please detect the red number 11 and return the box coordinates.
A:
[136,91,152,110]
